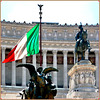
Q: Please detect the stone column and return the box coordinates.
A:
[95,50,99,87]
[33,54,36,69]
[22,57,26,86]
[43,50,47,69]
[12,61,16,86]
[73,51,76,64]
[53,50,57,87]
[63,50,68,88]
[2,47,6,85]
[85,51,88,59]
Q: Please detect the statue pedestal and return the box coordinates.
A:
[67,60,99,99]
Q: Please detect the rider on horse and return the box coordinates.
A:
[75,23,91,62]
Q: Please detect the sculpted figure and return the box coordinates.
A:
[80,72,85,84]
[88,72,92,84]
[69,78,72,90]
[71,76,75,89]
[75,73,79,85]
[75,24,83,49]
[92,75,96,86]
[85,72,89,84]
[17,64,58,99]
[89,72,95,85]
[91,73,95,86]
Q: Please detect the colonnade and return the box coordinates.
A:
[1,47,99,88]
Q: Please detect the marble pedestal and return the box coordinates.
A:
[67,60,99,99]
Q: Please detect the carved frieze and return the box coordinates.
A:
[69,71,96,91]
[68,60,97,91]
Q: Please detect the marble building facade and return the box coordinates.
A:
[1,20,99,90]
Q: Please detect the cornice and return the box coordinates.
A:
[1,20,99,27]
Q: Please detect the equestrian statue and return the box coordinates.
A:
[75,23,91,63]
[17,64,58,99]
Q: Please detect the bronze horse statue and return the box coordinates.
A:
[75,29,91,63]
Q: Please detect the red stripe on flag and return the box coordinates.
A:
[2,45,17,63]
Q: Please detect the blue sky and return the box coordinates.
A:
[1,1,99,25]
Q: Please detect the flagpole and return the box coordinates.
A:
[38,4,43,67]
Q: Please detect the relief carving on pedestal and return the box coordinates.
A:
[79,72,85,84]
[69,77,75,90]
[69,71,96,90]
[85,71,89,84]
[75,73,79,85]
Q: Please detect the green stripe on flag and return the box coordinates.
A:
[26,24,39,56]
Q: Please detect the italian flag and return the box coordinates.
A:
[2,24,39,63]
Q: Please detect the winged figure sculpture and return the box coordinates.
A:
[17,64,58,99]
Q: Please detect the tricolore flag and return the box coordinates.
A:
[2,24,39,63]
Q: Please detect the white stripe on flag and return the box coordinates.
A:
[15,35,27,60]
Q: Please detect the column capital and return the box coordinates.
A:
[53,50,57,54]
[43,50,47,53]
[63,50,68,54]
[2,47,6,50]
[73,50,75,53]
[73,50,78,54]
[95,50,99,54]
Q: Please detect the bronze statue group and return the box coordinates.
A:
[17,64,58,99]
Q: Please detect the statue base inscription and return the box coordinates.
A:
[67,60,99,99]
